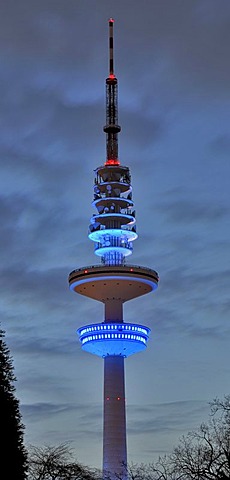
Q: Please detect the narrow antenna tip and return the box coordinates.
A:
[108,17,115,76]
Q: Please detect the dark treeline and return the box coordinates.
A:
[0,327,27,479]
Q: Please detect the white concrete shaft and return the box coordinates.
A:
[103,355,127,480]
[105,299,123,322]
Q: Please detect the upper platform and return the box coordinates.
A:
[69,264,159,303]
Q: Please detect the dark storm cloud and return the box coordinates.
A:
[1,0,230,110]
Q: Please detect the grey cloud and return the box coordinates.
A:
[22,401,102,433]
[120,110,165,154]
[127,264,230,339]
[0,1,229,469]
[1,1,230,112]
[8,333,81,358]
[127,399,209,435]
[21,402,76,421]
[209,135,230,156]
[186,324,229,340]
[159,199,228,225]
[0,92,103,164]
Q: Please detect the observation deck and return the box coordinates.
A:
[69,264,159,302]
[77,322,150,357]
[89,162,136,264]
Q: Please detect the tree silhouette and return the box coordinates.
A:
[27,444,101,480]
[0,326,27,479]
[122,396,230,480]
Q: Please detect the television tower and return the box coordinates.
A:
[69,19,159,480]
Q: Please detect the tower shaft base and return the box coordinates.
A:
[103,356,127,480]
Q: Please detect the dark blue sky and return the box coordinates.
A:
[1,0,230,469]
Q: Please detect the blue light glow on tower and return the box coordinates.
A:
[69,19,159,480]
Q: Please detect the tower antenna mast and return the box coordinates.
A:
[103,18,121,165]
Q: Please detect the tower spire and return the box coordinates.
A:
[68,19,159,480]
[104,18,121,165]
[109,18,114,76]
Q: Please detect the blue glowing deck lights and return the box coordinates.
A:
[88,163,137,265]
[77,322,151,357]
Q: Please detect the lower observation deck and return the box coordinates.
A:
[69,264,159,302]
[77,322,150,357]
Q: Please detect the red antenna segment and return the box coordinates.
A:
[109,18,114,76]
